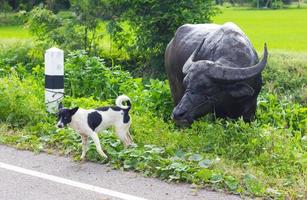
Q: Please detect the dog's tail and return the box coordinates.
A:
[116,95,131,111]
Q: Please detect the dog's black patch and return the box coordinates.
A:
[126,100,131,111]
[110,106,121,111]
[122,100,131,123]
[96,106,110,112]
[96,106,121,112]
[88,111,102,131]
[57,107,78,127]
[123,110,130,123]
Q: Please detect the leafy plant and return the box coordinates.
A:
[0,73,46,127]
[65,50,132,100]
[27,7,60,41]
[106,0,219,73]
[0,41,45,73]
[0,50,306,199]
[70,0,108,55]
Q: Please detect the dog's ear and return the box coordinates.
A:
[70,107,79,115]
[58,102,63,110]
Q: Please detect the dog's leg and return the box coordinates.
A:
[115,127,133,148]
[90,132,108,158]
[80,134,88,160]
[127,131,133,145]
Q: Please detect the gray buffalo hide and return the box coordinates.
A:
[165,22,268,125]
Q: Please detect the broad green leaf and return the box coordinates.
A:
[196,168,212,181]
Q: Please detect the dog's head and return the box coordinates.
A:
[57,103,79,128]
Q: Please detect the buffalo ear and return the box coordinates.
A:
[70,107,79,115]
[227,83,254,97]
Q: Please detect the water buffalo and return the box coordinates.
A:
[165,22,268,125]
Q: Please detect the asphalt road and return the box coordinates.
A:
[0,145,241,200]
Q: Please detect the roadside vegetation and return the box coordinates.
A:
[0,0,306,199]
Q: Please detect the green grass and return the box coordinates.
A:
[2,8,307,52]
[0,25,29,38]
[0,25,30,44]
[0,49,306,199]
[213,7,307,52]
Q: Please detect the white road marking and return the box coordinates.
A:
[0,162,148,200]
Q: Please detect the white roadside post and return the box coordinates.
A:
[45,47,64,113]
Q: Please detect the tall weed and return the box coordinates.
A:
[65,50,132,100]
[0,73,46,127]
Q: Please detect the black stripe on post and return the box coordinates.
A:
[45,75,64,89]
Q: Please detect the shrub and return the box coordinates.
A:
[120,78,173,120]
[0,41,45,75]
[64,51,173,118]
[0,73,47,127]
[262,51,307,104]
[27,8,84,52]
[65,50,133,100]
[0,12,25,26]
[27,7,60,41]
[27,5,107,55]
[105,0,219,73]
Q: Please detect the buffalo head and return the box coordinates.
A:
[172,42,268,125]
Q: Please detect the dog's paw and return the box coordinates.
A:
[79,155,87,162]
[99,152,108,159]
[128,143,137,148]
[80,158,87,164]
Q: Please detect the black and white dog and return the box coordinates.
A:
[57,95,133,159]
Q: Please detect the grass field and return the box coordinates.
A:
[1,8,307,52]
[0,25,29,38]
[0,25,30,44]
[213,7,307,52]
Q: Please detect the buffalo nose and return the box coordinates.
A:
[172,109,186,120]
